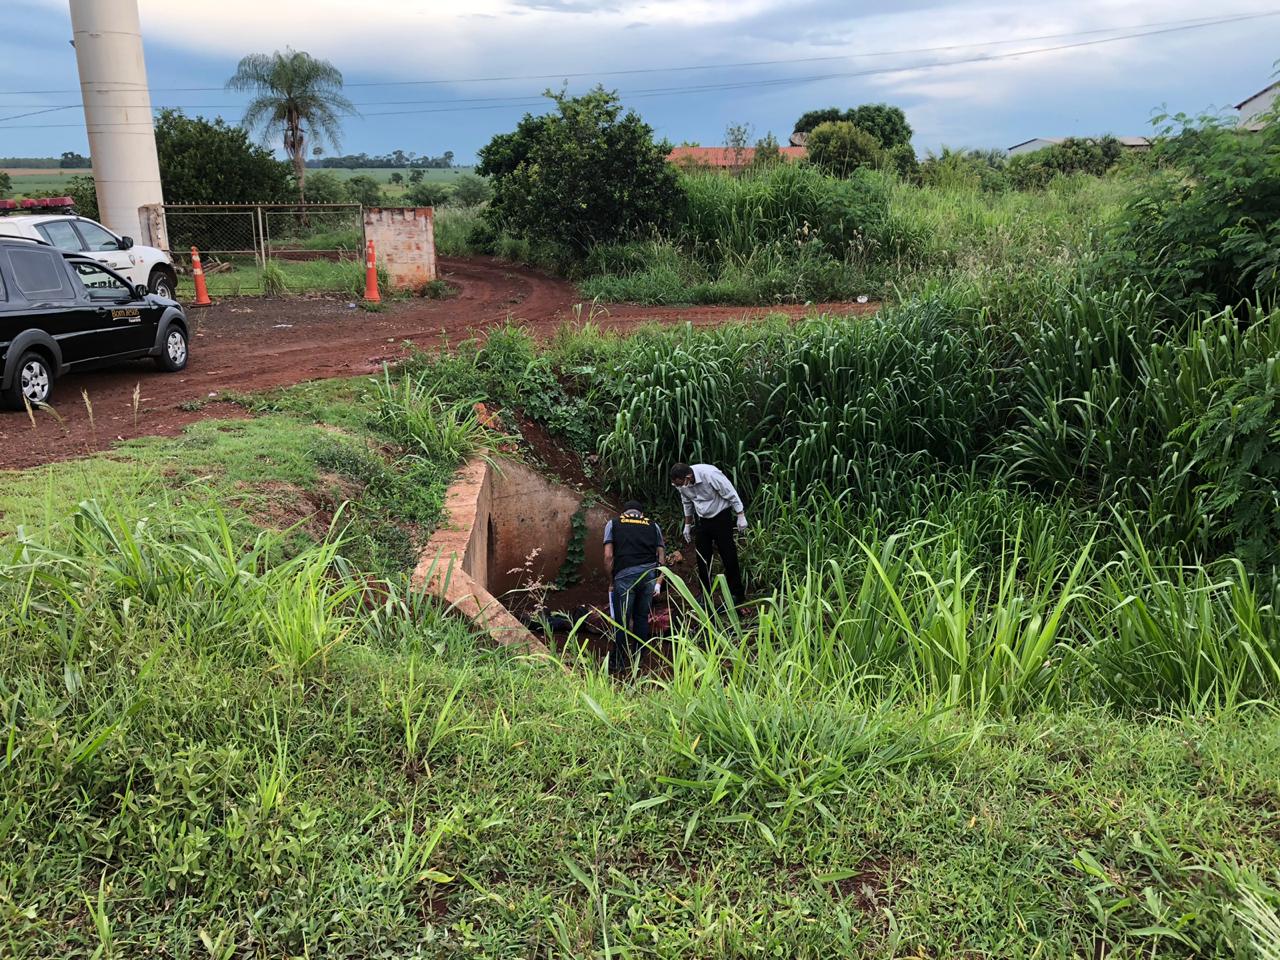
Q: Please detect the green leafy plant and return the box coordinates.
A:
[476,86,680,258]
[805,121,883,178]
[258,259,290,297]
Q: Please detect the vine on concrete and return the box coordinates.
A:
[554,496,596,590]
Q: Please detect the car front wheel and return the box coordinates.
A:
[149,267,178,300]
[155,325,189,372]
[2,351,54,410]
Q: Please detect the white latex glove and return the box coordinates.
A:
[653,581,662,597]
[682,524,693,543]
[736,514,748,532]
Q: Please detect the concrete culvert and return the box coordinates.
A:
[414,457,631,655]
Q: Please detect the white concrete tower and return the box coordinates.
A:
[68,0,164,240]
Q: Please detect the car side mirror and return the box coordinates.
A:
[119,236,134,250]
[134,284,149,300]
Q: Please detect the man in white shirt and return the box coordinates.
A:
[669,462,747,605]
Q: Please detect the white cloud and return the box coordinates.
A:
[17,0,1279,152]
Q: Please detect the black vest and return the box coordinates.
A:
[612,512,660,571]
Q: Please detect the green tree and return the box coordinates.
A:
[65,175,99,219]
[59,150,90,169]
[805,121,883,178]
[882,142,919,182]
[794,104,912,150]
[750,132,783,170]
[302,170,346,203]
[226,48,356,202]
[477,87,679,256]
[388,172,403,185]
[725,121,753,169]
[154,109,292,202]
[451,173,493,206]
[793,108,843,135]
[344,174,383,207]
[404,181,451,207]
[845,104,912,150]
[0,171,10,199]
[408,169,424,185]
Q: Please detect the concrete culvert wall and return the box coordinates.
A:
[412,457,614,650]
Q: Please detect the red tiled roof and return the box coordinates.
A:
[667,146,807,167]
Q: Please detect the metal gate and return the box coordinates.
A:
[159,203,365,265]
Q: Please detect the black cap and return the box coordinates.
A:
[622,499,644,513]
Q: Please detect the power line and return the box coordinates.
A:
[0,11,1275,129]
[0,104,78,123]
[0,9,1274,99]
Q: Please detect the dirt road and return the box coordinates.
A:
[0,256,876,471]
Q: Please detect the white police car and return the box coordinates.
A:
[0,197,179,300]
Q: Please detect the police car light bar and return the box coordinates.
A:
[0,196,75,215]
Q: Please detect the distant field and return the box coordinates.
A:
[305,167,476,184]
[5,167,478,199]
[3,168,91,195]
[4,166,477,200]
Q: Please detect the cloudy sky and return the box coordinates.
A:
[2,0,1276,162]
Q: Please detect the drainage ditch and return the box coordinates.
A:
[414,456,660,656]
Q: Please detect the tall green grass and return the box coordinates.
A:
[5,361,1280,955]
[657,483,1280,716]
[576,166,1127,305]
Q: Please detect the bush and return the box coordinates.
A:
[805,121,883,178]
[476,87,680,257]
[450,173,492,207]
[919,148,1009,192]
[404,181,451,207]
[1006,136,1125,190]
[0,171,10,199]
[882,143,920,182]
[1109,112,1280,310]
[344,174,383,208]
[302,171,347,204]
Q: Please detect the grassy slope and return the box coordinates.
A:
[2,375,1279,958]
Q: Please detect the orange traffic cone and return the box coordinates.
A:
[363,240,381,303]
[190,246,212,307]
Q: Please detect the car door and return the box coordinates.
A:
[2,245,100,364]
[68,259,156,356]
[72,219,139,284]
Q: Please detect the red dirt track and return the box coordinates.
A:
[1,256,877,471]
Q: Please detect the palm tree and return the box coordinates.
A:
[226,49,355,202]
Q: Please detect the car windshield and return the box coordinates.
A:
[72,260,131,299]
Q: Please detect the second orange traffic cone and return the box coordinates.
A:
[190,246,212,307]
[364,240,381,303]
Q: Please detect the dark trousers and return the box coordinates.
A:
[695,508,744,605]
[610,567,656,675]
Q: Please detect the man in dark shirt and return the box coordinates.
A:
[603,499,665,677]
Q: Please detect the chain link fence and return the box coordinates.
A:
[160,203,365,294]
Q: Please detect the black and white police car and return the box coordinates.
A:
[0,236,190,409]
